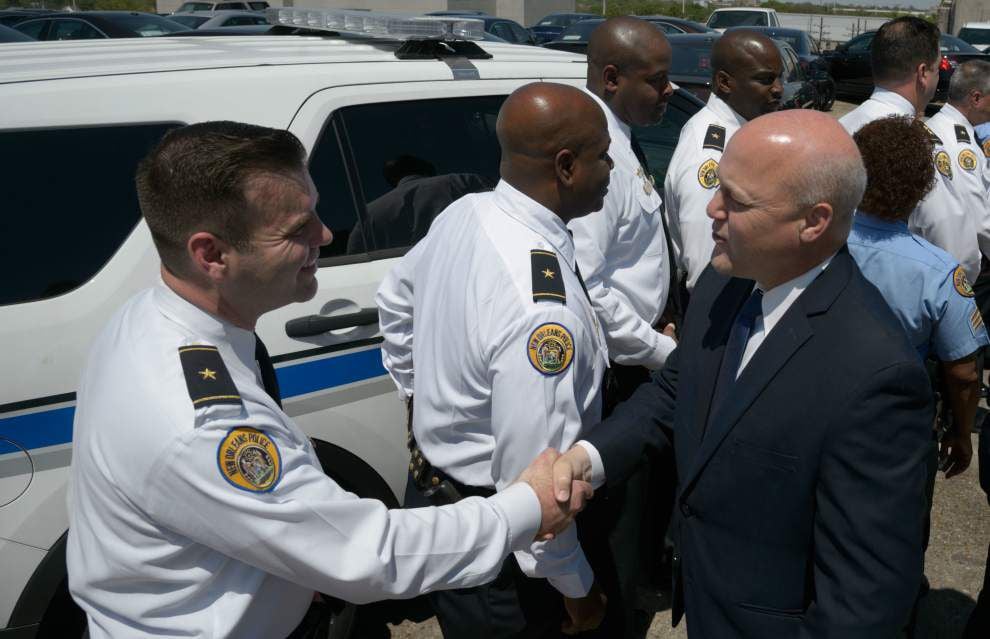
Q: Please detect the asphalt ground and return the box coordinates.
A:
[382,99,990,638]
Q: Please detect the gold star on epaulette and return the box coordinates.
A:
[712,132,720,139]
[542,268,555,279]
[198,368,217,380]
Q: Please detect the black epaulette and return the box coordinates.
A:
[178,345,242,408]
[702,124,726,152]
[956,124,971,144]
[922,123,942,145]
[531,249,566,304]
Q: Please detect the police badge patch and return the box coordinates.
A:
[218,427,282,492]
[527,323,574,376]
[698,158,719,189]
[982,138,990,158]
[953,265,975,298]
[935,151,953,179]
[959,148,979,172]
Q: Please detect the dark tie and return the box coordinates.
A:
[710,289,763,419]
[254,334,282,408]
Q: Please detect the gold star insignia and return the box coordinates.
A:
[542,268,555,279]
[712,132,720,139]
[198,368,217,381]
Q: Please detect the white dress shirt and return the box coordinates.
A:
[913,103,990,282]
[578,256,833,486]
[664,93,748,290]
[839,87,916,134]
[376,180,608,597]
[67,280,541,638]
[567,87,675,370]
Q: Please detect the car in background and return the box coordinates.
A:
[0,8,55,26]
[707,7,780,32]
[0,23,34,42]
[823,30,987,103]
[529,12,597,44]
[725,26,834,110]
[169,10,269,29]
[639,14,716,34]
[14,11,190,40]
[427,12,535,45]
[958,22,990,52]
[175,1,268,12]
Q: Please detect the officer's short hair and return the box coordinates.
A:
[870,17,940,84]
[948,59,990,103]
[853,116,935,221]
[136,121,307,275]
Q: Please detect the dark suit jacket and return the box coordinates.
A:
[587,248,933,638]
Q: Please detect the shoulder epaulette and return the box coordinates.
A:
[955,124,971,144]
[531,249,566,304]
[178,345,242,408]
[702,124,726,152]
[922,122,942,145]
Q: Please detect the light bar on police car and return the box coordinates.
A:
[266,8,485,41]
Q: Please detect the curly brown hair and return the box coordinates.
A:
[852,116,935,221]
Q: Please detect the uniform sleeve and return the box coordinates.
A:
[931,267,989,362]
[569,184,674,370]
[487,305,598,597]
[910,178,983,283]
[141,417,541,604]
[664,143,720,291]
[376,244,425,399]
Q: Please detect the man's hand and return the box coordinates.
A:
[661,322,677,343]
[940,431,973,478]
[562,582,607,635]
[553,445,593,503]
[516,448,593,540]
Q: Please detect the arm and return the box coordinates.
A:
[941,355,979,478]
[665,148,720,291]
[375,245,425,399]
[799,361,933,638]
[569,186,675,370]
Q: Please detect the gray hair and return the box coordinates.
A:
[948,59,990,103]
[792,149,867,237]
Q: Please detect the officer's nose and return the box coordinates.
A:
[318,224,333,248]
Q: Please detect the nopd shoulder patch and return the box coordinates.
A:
[531,249,566,304]
[698,158,719,189]
[935,150,953,179]
[955,124,971,144]
[953,266,975,298]
[982,138,990,158]
[179,345,241,409]
[527,323,575,376]
[702,124,726,152]
[217,427,281,492]
[959,148,979,171]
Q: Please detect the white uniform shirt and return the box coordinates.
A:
[664,94,748,291]
[377,180,608,598]
[839,87,916,134]
[914,103,990,282]
[67,281,541,638]
[567,87,675,370]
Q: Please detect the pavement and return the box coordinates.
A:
[380,100,990,639]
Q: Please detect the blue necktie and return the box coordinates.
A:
[711,289,763,418]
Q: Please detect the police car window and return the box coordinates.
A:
[333,96,504,257]
[0,123,175,306]
[308,117,361,260]
[632,92,697,185]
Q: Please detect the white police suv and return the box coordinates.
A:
[0,9,702,636]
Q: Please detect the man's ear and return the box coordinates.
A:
[714,69,733,95]
[799,202,834,243]
[187,232,231,283]
[555,148,577,187]
[602,64,620,95]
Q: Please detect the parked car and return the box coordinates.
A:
[0,23,34,42]
[823,30,987,103]
[638,14,716,34]
[13,11,190,40]
[0,8,55,26]
[958,22,990,52]
[427,13,535,45]
[169,10,270,30]
[529,11,598,44]
[175,1,269,12]
[707,7,780,32]
[725,26,834,110]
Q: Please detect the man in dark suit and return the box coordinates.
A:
[551,110,934,638]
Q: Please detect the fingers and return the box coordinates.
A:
[554,456,576,502]
[567,480,594,514]
[661,322,677,340]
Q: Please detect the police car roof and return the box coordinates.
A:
[0,34,585,84]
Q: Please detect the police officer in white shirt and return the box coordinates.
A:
[66,121,590,639]
[377,83,611,637]
[665,30,783,291]
[917,60,990,284]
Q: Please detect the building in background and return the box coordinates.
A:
[941,0,990,35]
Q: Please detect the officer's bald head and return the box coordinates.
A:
[585,17,673,127]
[711,30,783,121]
[497,83,612,221]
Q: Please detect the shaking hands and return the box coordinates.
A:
[516,448,593,541]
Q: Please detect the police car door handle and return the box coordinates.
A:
[285,309,379,337]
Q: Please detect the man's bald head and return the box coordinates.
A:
[707,110,865,286]
[585,17,673,127]
[711,30,783,121]
[497,83,612,221]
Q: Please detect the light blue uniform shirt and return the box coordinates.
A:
[848,212,988,361]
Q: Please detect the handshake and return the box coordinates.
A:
[515,447,594,541]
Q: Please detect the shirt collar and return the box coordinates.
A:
[706,93,748,128]
[869,87,916,117]
[492,180,576,267]
[582,86,632,147]
[756,254,835,336]
[854,210,910,233]
[939,102,974,138]
[154,276,257,366]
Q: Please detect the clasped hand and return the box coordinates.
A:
[516,448,593,540]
